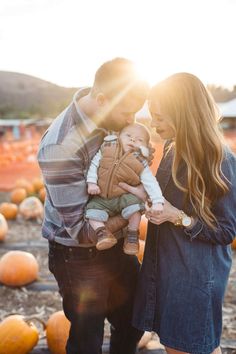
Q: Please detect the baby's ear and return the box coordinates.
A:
[139,146,149,158]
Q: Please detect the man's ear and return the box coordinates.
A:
[96,93,107,106]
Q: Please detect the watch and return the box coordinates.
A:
[174,210,192,227]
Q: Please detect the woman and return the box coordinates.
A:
[121,73,236,354]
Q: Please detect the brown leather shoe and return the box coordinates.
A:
[95,227,117,250]
[123,229,140,255]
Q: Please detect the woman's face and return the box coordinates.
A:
[149,100,175,140]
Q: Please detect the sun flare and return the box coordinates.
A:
[135,61,163,87]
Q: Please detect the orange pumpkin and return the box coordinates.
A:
[138,240,145,263]
[32,177,44,192]
[0,315,39,354]
[14,178,35,195]
[38,187,46,203]
[0,214,8,241]
[0,202,18,220]
[0,250,39,286]
[10,188,27,204]
[139,215,148,240]
[46,311,70,354]
[231,238,236,250]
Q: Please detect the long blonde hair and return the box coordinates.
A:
[149,73,229,228]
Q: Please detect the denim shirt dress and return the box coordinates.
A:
[133,144,236,354]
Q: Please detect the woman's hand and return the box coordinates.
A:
[145,199,180,225]
[118,182,148,202]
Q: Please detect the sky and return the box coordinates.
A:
[0,0,236,88]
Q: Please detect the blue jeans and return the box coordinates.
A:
[48,239,143,354]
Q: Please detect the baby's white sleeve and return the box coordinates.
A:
[86,149,102,184]
[140,166,165,204]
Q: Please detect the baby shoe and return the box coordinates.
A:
[123,229,140,255]
[95,226,117,250]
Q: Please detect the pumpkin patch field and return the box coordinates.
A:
[0,189,235,354]
[0,134,236,352]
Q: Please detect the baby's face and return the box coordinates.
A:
[119,125,148,153]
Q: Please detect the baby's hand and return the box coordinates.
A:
[150,202,164,214]
[87,183,101,195]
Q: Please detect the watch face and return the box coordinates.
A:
[182,216,192,227]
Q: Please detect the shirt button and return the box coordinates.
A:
[69,248,72,252]
[89,248,93,252]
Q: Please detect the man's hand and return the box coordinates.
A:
[105,215,128,233]
[80,215,127,245]
[87,183,101,195]
[119,182,148,202]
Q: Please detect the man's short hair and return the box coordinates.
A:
[91,58,149,103]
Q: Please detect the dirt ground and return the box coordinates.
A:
[0,191,236,353]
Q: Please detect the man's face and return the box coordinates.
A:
[100,96,144,132]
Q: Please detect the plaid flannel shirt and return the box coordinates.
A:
[37,88,109,247]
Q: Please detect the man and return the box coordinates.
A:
[37,58,149,354]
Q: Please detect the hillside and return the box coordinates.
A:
[0,71,78,118]
[0,71,236,119]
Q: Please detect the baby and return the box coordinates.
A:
[85,122,164,255]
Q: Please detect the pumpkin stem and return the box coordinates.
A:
[24,316,47,331]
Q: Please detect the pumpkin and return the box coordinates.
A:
[0,202,18,220]
[46,311,70,354]
[231,238,236,250]
[138,240,145,263]
[139,215,148,240]
[14,178,35,195]
[38,187,46,203]
[32,177,44,192]
[0,250,39,286]
[10,187,27,204]
[19,196,44,220]
[0,315,39,354]
[0,214,8,241]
